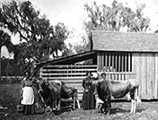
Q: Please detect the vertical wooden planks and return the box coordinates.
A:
[112,52,114,69]
[97,52,101,71]
[115,53,118,72]
[101,52,104,69]
[155,53,158,99]
[125,53,127,72]
[132,53,142,98]
[118,53,121,72]
[139,53,144,99]
[122,53,124,72]
[105,52,107,67]
[100,52,102,70]
[146,53,154,99]
[128,53,131,72]
[109,52,111,67]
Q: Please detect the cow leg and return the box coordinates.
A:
[135,87,141,104]
[99,103,104,113]
[131,87,141,113]
[103,99,110,115]
[74,97,81,108]
[72,97,75,109]
[133,88,137,113]
[131,99,136,113]
[76,97,80,108]
[106,98,111,115]
[57,99,61,111]
[130,99,134,113]
[133,100,136,113]
[104,100,108,115]
[51,101,55,110]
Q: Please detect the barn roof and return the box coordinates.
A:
[36,51,96,68]
[92,31,158,52]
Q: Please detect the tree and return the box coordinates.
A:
[61,43,75,57]
[0,1,69,74]
[84,0,150,51]
[0,30,14,79]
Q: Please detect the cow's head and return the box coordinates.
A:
[36,78,48,93]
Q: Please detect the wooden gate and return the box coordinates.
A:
[40,65,136,100]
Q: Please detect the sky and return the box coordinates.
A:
[1,0,158,57]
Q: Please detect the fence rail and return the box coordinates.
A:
[0,76,23,83]
[98,72,136,80]
[1,76,23,79]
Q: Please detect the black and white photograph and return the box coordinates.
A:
[1,0,158,120]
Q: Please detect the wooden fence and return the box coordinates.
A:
[40,65,136,100]
[1,76,23,79]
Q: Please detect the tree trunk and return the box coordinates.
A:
[89,32,93,50]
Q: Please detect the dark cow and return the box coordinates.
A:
[61,82,80,109]
[53,80,80,109]
[37,79,61,111]
[94,78,141,115]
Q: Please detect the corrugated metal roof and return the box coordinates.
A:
[92,31,158,52]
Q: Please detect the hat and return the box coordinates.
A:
[86,71,92,76]
[101,72,106,77]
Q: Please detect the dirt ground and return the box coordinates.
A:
[1,84,158,120]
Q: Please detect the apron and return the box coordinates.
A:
[21,86,34,105]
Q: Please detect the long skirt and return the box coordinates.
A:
[21,86,35,115]
[23,104,35,115]
[82,87,96,110]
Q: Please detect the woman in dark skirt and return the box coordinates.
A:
[81,71,96,110]
[20,71,35,115]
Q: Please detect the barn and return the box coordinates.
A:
[37,31,158,100]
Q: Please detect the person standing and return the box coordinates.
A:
[81,71,96,110]
[20,71,35,115]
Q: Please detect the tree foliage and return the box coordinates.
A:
[84,0,150,51]
[0,1,69,73]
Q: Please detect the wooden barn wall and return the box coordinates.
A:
[132,53,158,100]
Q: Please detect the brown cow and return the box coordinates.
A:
[93,78,141,115]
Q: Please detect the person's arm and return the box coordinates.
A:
[20,78,25,98]
[21,78,25,88]
[82,79,85,88]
